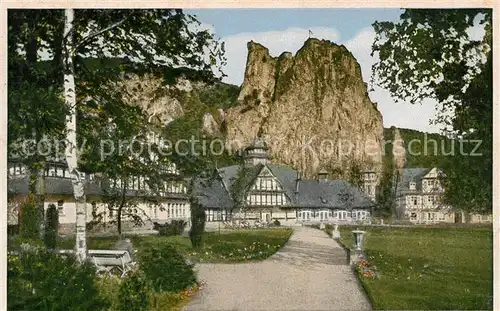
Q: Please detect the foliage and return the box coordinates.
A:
[339,225,493,310]
[375,158,396,219]
[155,219,187,236]
[188,203,205,249]
[230,164,262,212]
[273,219,281,226]
[347,161,364,189]
[372,9,492,214]
[18,195,40,241]
[138,243,196,292]
[118,270,151,311]
[7,247,106,311]
[384,127,453,168]
[439,54,492,214]
[44,203,59,249]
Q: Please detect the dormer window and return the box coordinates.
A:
[409,181,416,190]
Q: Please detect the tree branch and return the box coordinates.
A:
[74,18,126,51]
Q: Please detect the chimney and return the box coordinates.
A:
[295,171,302,192]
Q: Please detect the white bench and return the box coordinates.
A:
[57,249,135,278]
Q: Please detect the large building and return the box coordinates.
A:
[7,158,191,234]
[395,167,492,224]
[193,137,375,227]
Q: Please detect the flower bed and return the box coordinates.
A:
[355,256,380,280]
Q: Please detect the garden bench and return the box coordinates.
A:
[88,249,135,278]
[57,249,135,278]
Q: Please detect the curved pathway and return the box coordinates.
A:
[183,226,371,311]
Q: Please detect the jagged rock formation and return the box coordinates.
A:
[223,38,384,178]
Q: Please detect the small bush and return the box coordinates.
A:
[44,204,59,249]
[139,244,196,292]
[7,247,106,311]
[325,224,333,232]
[18,195,40,241]
[155,219,187,236]
[189,202,205,249]
[118,270,151,311]
[273,219,281,226]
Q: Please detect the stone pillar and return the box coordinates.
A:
[331,223,340,239]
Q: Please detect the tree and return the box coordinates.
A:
[9,9,228,254]
[8,10,68,240]
[372,9,492,214]
[374,159,396,220]
[44,203,59,249]
[58,9,227,259]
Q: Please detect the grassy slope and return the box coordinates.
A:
[339,225,493,310]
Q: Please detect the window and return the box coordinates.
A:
[439,213,445,221]
[329,210,332,218]
[57,200,64,215]
[409,181,416,190]
[428,212,434,220]
[410,212,417,220]
[411,196,418,205]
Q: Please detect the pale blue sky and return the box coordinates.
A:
[186,8,403,40]
[184,9,443,133]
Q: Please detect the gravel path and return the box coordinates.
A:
[183,226,371,311]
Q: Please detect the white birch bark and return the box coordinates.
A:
[63,8,87,261]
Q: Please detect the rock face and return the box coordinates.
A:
[224,39,384,178]
[119,74,187,126]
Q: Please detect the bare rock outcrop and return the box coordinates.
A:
[223,39,384,178]
[119,74,185,126]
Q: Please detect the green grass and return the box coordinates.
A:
[337,225,493,310]
[58,228,293,263]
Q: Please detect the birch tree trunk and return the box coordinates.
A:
[63,8,87,261]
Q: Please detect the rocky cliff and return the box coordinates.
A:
[223,38,384,178]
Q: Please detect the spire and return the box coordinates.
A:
[243,136,269,166]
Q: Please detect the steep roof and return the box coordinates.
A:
[396,168,431,193]
[7,176,188,199]
[192,175,233,209]
[297,180,374,209]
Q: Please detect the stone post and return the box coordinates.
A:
[331,223,341,239]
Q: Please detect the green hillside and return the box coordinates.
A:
[384,127,453,168]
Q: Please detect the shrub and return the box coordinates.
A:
[189,201,205,249]
[273,219,281,226]
[139,244,196,292]
[18,195,39,241]
[7,246,106,311]
[155,219,187,236]
[118,270,151,311]
[325,224,333,232]
[44,204,59,249]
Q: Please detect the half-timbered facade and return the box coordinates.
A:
[194,137,374,227]
[395,167,492,224]
[7,158,190,234]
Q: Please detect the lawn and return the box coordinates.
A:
[337,225,493,310]
[58,228,294,263]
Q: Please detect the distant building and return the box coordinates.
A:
[395,167,492,224]
[7,158,190,235]
[193,137,374,227]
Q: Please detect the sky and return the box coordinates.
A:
[185,8,445,134]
